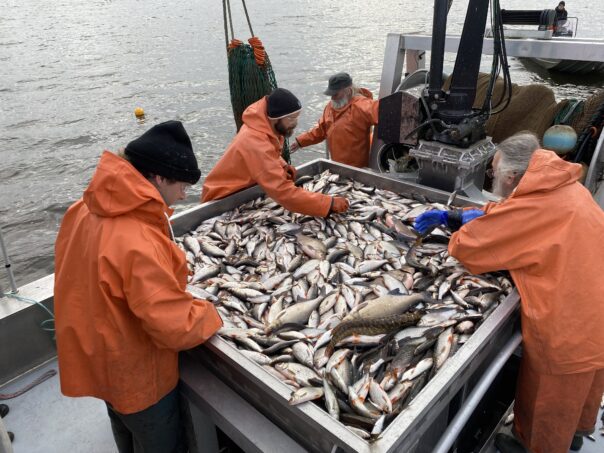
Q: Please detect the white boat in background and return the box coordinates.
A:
[530,55,604,75]
[529,17,604,74]
[485,10,604,75]
[501,10,604,75]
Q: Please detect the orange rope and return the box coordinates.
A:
[227,38,243,51]
[248,36,266,67]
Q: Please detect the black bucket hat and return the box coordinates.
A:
[324,72,353,96]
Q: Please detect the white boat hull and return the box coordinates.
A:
[527,57,604,74]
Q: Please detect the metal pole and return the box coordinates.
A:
[0,226,18,294]
[428,0,449,100]
[432,332,522,453]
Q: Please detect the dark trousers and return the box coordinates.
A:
[106,386,187,453]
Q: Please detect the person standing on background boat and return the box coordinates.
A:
[414,132,604,453]
[54,121,223,453]
[555,1,568,24]
[290,72,379,168]
[202,87,349,216]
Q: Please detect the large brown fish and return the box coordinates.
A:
[328,311,423,354]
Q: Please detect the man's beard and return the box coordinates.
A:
[275,120,295,137]
[492,173,510,198]
[331,96,350,109]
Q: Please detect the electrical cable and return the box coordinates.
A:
[490,0,513,115]
[481,0,500,115]
[404,119,450,140]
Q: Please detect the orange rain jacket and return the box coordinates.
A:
[449,150,604,376]
[295,88,379,168]
[201,97,333,217]
[55,152,222,414]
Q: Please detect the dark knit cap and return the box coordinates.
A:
[267,88,302,119]
[124,120,201,184]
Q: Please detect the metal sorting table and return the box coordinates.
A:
[175,159,520,453]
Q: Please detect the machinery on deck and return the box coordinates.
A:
[370,0,604,205]
[375,0,506,200]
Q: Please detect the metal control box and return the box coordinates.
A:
[409,138,496,197]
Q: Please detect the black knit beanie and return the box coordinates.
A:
[124,120,201,184]
[267,88,302,119]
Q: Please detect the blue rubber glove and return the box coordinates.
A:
[413,210,448,235]
[414,209,485,234]
[461,209,485,224]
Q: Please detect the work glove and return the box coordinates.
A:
[284,164,297,181]
[330,197,350,214]
[413,209,484,234]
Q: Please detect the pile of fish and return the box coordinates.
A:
[177,170,513,440]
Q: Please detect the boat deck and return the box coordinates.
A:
[1,357,602,453]
[0,359,116,453]
[482,407,604,453]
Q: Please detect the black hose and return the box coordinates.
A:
[490,0,513,115]
[573,100,604,163]
[404,119,449,140]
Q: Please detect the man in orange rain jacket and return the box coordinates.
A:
[416,132,604,453]
[202,88,349,216]
[55,121,223,453]
[290,72,379,168]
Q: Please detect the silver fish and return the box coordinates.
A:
[288,386,324,405]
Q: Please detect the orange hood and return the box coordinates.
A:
[513,149,582,197]
[83,151,173,222]
[240,97,283,150]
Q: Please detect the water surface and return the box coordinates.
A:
[1,0,602,287]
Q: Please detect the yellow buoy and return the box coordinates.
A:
[134,107,145,118]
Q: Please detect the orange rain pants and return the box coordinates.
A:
[514,359,604,453]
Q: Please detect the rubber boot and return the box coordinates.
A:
[0,404,8,419]
[570,434,583,451]
[494,433,529,453]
